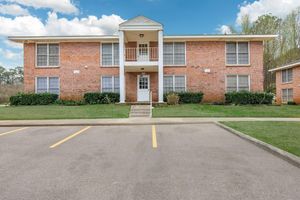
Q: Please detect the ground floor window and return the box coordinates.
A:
[282,88,293,103]
[36,77,60,95]
[226,75,250,92]
[163,75,186,93]
[101,76,119,93]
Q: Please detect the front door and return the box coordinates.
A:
[138,43,149,61]
[137,75,150,102]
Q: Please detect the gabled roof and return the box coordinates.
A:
[119,15,163,31]
[269,60,300,72]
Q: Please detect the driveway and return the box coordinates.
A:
[0,124,299,200]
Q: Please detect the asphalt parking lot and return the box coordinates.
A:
[0,124,299,200]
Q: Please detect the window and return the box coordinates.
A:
[101,76,119,93]
[282,69,293,83]
[163,75,186,93]
[101,43,119,66]
[282,89,293,103]
[36,44,59,67]
[226,75,250,92]
[163,42,185,65]
[36,77,59,95]
[226,42,249,65]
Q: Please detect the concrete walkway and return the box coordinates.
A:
[1,117,300,127]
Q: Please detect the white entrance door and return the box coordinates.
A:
[137,75,150,102]
[138,43,149,61]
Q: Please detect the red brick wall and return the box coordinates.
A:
[275,66,300,104]
[164,41,264,102]
[24,41,264,102]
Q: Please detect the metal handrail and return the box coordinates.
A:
[125,47,158,61]
[149,90,153,117]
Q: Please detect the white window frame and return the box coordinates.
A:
[163,42,186,66]
[101,43,119,67]
[225,75,251,92]
[281,69,293,83]
[225,41,250,66]
[100,75,119,93]
[163,75,186,93]
[282,88,293,103]
[35,43,60,68]
[35,76,60,95]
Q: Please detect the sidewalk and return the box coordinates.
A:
[1,117,300,127]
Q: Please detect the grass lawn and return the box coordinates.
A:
[153,104,300,118]
[221,121,300,157]
[0,104,130,120]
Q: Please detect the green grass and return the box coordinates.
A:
[153,104,300,118]
[0,104,130,120]
[221,121,300,157]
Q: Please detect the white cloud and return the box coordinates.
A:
[0,48,20,59]
[237,0,300,24]
[4,0,79,14]
[0,4,29,16]
[217,25,232,34]
[0,12,125,36]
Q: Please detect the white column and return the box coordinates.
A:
[119,30,125,103]
[158,30,164,103]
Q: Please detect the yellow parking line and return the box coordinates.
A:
[0,127,28,137]
[152,125,157,148]
[50,126,91,149]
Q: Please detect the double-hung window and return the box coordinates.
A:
[101,43,119,66]
[163,42,185,65]
[226,42,249,65]
[163,75,186,93]
[36,77,60,95]
[101,76,119,93]
[282,89,293,103]
[282,69,293,83]
[36,44,59,67]
[226,75,250,92]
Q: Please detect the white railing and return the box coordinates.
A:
[149,90,153,117]
[125,47,158,62]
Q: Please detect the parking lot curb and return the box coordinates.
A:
[215,122,300,168]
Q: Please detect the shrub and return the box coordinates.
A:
[225,91,274,105]
[164,92,204,104]
[287,101,297,105]
[83,92,119,104]
[167,93,179,105]
[55,99,86,106]
[9,93,58,106]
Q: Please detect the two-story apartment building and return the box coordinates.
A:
[9,16,276,103]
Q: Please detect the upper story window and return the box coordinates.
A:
[37,44,59,67]
[226,75,250,92]
[282,69,293,83]
[163,42,185,65]
[226,42,249,65]
[101,43,119,66]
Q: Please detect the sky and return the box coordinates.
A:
[0,0,299,69]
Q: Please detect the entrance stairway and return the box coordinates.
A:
[129,105,151,118]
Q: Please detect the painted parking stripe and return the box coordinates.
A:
[50,126,91,149]
[152,125,157,149]
[0,127,28,137]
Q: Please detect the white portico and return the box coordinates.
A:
[118,16,164,103]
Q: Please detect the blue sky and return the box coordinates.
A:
[0,0,299,69]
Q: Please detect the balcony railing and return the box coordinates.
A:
[125,47,158,62]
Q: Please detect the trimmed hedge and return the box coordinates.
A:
[164,92,204,104]
[10,93,58,106]
[225,91,274,105]
[55,99,86,106]
[84,92,120,104]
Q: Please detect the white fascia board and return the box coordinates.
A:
[164,35,278,41]
[8,35,119,43]
[269,62,300,72]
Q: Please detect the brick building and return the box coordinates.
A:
[9,16,276,103]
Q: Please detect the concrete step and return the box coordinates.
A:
[129,105,151,118]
